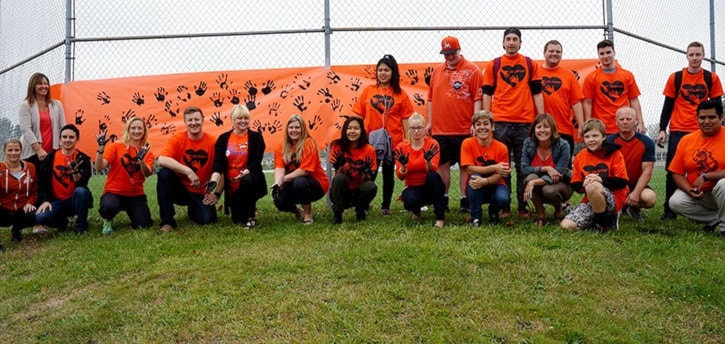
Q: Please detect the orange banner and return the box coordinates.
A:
[55,59,598,155]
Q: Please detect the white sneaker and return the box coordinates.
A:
[32,225,49,234]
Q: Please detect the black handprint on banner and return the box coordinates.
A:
[349,96,359,109]
[346,78,362,92]
[145,114,158,128]
[74,109,86,125]
[363,66,376,80]
[308,114,323,130]
[132,92,145,106]
[244,80,259,97]
[280,84,293,99]
[405,69,419,85]
[293,95,310,112]
[194,82,208,96]
[216,73,232,90]
[424,67,434,86]
[229,89,241,105]
[98,119,108,132]
[413,93,425,106]
[154,87,168,102]
[268,102,280,117]
[317,87,334,103]
[97,92,111,105]
[335,115,350,130]
[160,123,176,135]
[327,71,341,84]
[210,112,225,127]
[176,86,192,102]
[331,99,343,112]
[121,109,136,124]
[261,80,276,95]
[252,120,264,132]
[210,92,225,108]
[293,73,311,90]
[164,101,179,117]
[245,94,257,111]
[266,120,282,134]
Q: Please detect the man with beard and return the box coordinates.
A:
[157,106,219,233]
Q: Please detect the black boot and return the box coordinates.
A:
[333,212,343,225]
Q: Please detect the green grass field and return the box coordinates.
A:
[0,169,723,343]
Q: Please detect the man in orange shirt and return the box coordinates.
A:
[540,40,584,158]
[669,100,725,236]
[157,106,219,233]
[583,39,644,135]
[426,36,482,214]
[657,41,724,220]
[482,27,545,219]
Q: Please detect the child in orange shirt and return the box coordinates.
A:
[561,119,629,231]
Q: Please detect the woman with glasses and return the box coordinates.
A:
[353,54,415,216]
[393,113,445,228]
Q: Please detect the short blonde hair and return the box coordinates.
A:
[230,105,250,120]
[472,110,494,125]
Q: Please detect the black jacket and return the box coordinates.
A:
[38,149,93,206]
[213,129,268,201]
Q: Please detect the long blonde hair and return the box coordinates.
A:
[121,117,148,146]
[283,114,313,164]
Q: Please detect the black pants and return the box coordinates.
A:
[0,208,36,242]
[157,168,217,228]
[273,176,325,213]
[330,174,378,214]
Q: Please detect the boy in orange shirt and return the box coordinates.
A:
[561,119,629,231]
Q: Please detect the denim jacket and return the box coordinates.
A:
[520,137,571,184]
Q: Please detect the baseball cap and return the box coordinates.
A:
[440,36,461,54]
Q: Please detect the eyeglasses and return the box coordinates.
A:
[409,126,424,131]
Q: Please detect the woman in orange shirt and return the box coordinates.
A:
[95,117,155,234]
[394,114,445,228]
[353,54,414,216]
[329,116,378,224]
[0,139,38,250]
[272,114,329,224]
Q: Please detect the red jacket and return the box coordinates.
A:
[0,161,38,211]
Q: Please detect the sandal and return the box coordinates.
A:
[294,208,304,220]
[302,219,314,225]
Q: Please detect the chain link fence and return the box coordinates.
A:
[1,0,724,217]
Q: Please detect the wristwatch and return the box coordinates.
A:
[701,173,708,181]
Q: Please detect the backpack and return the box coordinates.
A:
[673,69,713,100]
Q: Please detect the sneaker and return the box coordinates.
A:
[332,213,343,225]
[459,197,470,214]
[659,211,677,220]
[157,224,174,234]
[562,203,574,214]
[610,211,620,231]
[703,222,718,232]
[517,210,532,219]
[355,208,367,222]
[500,210,512,219]
[626,206,645,224]
[471,218,481,227]
[102,219,114,235]
[32,225,49,234]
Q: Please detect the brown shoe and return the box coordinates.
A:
[157,224,174,234]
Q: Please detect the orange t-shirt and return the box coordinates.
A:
[460,137,508,185]
[571,148,629,212]
[482,54,541,123]
[102,141,155,197]
[394,137,440,187]
[427,56,483,135]
[668,128,725,192]
[223,132,250,194]
[662,69,724,132]
[50,150,79,200]
[541,66,584,136]
[606,132,655,186]
[274,137,330,192]
[583,67,641,134]
[160,131,217,194]
[329,143,377,190]
[353,85,414,147]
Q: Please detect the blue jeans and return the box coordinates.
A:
[401,172,446,220]
[467,175,510,221]
[36,187,92,233]
[157,168,217,228]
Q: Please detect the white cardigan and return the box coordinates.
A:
[18,99,66,160]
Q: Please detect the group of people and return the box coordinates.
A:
[2,28,725,251]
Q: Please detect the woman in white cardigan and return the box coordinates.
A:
[18,72,66,234]
[18,72,66,166]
